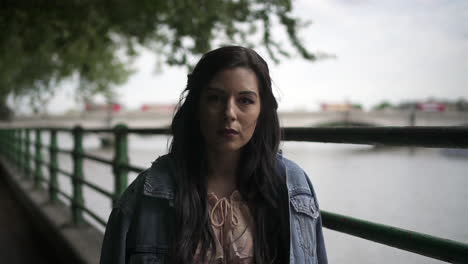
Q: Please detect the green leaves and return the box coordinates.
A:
[0,0,314,116]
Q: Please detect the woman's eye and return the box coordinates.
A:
[239,98,254,105]
[207,95,220,102]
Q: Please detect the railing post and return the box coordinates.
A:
[0,129,5,156]
[11,129,16,165]
[7,129,12,161]
[3,129,9,157]
[14,129,20,168]
[49,129,59,202]
[72,126,84,224]
[0,129,3,156]
[6,129,10,160]
[18,129,24,174]
[34,129,44,188]
[24,129,31,180]
[9,129,14,161]
[10,129,16,165]
[112,123,128,206]
[17,129,22,169]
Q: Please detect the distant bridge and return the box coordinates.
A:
[279,110,468,127]
[4,110,468,128]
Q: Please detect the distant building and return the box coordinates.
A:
[321,102,362,111]
[140,103,176,114]
[85,102,122,113]
[416,102,446,112]
[396,98,468,112]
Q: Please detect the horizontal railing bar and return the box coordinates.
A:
[34,158,50,168]
[122,163,146,174]
[28,142,71,153]
[79,179,114,199]
[82,153,114,166]
[39,127,72,132]
[35,159,69,177]
[282,126,468,148]
[52,127,73,132]
[83,128,171,134]
[9,126,468,148]
[82,128,115,133]
[56,175,114,199]
[55,167,114,199]
[12,126,468,148]
[2,127,72,132]
[33,160,114,199]
[9,127,168,134]
[56,167,73,178]
[49,186,107,227]
[321,210,468,263]
[37,177,49,185]
[27,141,48,149]
[73,201,107,227]
[125,128,171,135]
[53,187,73,201]
[57,148,73,155]
[78,152,145,175]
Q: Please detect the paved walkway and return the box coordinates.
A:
[0,173,59,263]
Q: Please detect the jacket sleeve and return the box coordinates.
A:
[315,210,328,264]
[100,207,131,264]
[305,172,328,264]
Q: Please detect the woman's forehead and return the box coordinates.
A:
[204,67,259,92]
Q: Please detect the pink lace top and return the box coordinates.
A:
[195,190,254,264]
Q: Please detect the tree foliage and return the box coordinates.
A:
[0,0,315,118]
[373,101,394,111]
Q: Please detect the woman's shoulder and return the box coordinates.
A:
[113,154,176,213]
[144,154,176,199]
[278,154,305,175]
[112,168,149,214]
[277,153,314,194]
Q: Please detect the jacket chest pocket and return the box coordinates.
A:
[290,191,319,261]
[128,246,168,264]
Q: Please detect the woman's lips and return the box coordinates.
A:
[218,128,239,137]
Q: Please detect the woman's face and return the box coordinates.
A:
[199,67,261,154]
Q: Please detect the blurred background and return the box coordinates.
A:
[1,0,467,263]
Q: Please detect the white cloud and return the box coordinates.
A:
[272,0,468,110]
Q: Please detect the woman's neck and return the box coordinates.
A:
[206,150,240,198]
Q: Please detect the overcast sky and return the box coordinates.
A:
[43,0,468,113]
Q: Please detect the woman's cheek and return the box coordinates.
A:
[245,119,258,138]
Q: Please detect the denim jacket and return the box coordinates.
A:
[100,154,327,264]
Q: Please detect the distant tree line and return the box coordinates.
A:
[372,98,468,112]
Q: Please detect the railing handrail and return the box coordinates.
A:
[5,125,468,147]
[1,125,467,263]
[321,211,468,263]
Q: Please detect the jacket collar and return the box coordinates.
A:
[143,153,297,200]
[143,154,176,200]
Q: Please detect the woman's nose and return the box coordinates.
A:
[223,98,237,121]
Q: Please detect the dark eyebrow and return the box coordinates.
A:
[239,91,258,98]
[205,87,258,98]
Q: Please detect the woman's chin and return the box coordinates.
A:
[209,143,244,154]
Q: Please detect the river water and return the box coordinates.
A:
[36,133,468,263]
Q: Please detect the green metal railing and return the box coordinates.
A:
[0,125,142,227]
[0,125,467,263]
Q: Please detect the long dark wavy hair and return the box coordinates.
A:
[169,46,289,263]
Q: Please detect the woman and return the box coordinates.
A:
[100,46,327,264]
